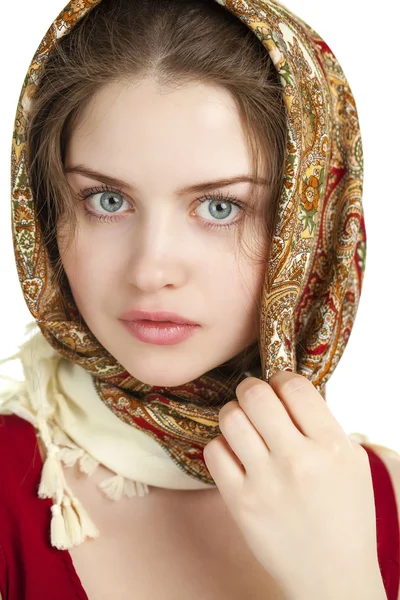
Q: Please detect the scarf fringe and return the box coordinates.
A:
[55,429,149,496]
[99,473,149,500]
[61,496,84,546]
[57,446,85,468]
[124,477,149,498]
[50,503,71,550]
[50,493,101,550]
[38,444,67,499]
[71,496,100,539]
[79,452,100,476]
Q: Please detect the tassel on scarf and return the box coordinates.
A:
[35,411,101,548]
[58,444,100,476]
[137,482,149,497]
[38,443,66,499]
[123,477,139,497]
[50,494,100,550]
[58,446,85,468]
[99,473,125,500]
[50,503,71,550]
[62,495,84,546]
[99,473,150,500]
[52,426,100,476]
[124,478,149,498]
[79,452,100,476]
[71,496,100,540]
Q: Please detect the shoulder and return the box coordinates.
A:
[0,413,37,445]
[0,414,39,486]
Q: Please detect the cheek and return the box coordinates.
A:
[57,228,119,307]
[227,254,266,304]
[209,255,265,335]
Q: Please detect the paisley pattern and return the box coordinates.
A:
[10,0,365,484]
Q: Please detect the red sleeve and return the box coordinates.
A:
[0,414,88,599]
[361,443,400,600]
[0,541,6,599]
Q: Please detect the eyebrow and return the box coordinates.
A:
[63,165,270,195]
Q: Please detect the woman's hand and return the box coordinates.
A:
[203,371,383,599]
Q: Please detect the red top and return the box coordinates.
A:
[0,413,398,599]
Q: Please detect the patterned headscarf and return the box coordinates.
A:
[10,0,365,488]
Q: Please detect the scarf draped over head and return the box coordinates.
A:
[3,0,365,549]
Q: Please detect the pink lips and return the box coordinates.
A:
[121,320,200,345]
[119,309,199,326]
[119,309,200,345]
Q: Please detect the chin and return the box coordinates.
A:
[133,372,196,388]
[120,361,209,388]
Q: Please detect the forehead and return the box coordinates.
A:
[66,79,257,187]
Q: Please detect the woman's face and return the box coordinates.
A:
[59,79,269,387]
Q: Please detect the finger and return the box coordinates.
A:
[203,433,245,495]
[235,376,305,457]
[268,371,349,446]
[217,400,271,478]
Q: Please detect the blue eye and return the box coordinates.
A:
[98,192,124,212]
[77,183,246,230]
[195,190,244,230]
[77,186,128,220]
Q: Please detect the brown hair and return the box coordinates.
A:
[26,0,287,383]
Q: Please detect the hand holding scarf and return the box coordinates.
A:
[204,371,387,599]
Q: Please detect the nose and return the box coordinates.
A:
[124,213,189,292]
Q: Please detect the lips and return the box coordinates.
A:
[121,319,199,345]
[119,309,199,326]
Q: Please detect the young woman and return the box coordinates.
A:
[0,0,399,598]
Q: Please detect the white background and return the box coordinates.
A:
[1,1,399,450]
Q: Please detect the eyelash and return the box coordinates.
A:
[76,183,245,231]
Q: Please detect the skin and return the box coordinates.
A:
[59,78,268,388]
